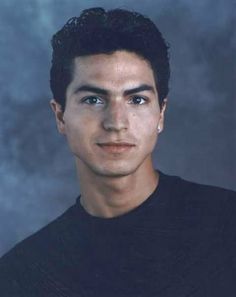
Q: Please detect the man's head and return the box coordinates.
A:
[50,7,169,179]
[50,7,170,111]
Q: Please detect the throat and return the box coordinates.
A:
[79,170,159,219]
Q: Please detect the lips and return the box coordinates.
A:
[97,142,135,153]
[97,142,135,146]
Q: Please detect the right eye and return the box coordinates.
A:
[82,96,104,105]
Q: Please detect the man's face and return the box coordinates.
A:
[51,50,166,178]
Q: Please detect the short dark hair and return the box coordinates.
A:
[50,7,170,111]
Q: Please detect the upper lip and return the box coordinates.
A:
[97,142,135,146]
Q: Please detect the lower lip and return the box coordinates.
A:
[97,144,135,153]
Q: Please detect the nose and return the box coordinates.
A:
[102,101,129,132]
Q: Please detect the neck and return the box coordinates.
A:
[76,158,159,218]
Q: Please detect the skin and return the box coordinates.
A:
[51,50,167,218]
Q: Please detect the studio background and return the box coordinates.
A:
[0,0,235,257]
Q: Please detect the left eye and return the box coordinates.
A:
[129,96,147,105]
[82,96,104,105]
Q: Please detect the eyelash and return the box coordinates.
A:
[81,95,148,105]
[81,96,103,105]
[130,95,148,105]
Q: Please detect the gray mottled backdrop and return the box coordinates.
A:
[0,0,235,256]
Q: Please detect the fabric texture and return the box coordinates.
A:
[0,171,236,297]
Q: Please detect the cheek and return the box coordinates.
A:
[64,111,99,148]
[132,111,159,138]
[131,112,159,154]
[63,111,84,143]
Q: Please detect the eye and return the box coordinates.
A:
[82,96,104,105]
[129,95,148,105]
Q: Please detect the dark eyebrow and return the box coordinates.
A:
[73,83,155,96]
[123,84,155,96]
[73,85,109,96]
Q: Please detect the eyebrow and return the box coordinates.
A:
[73,84,156,96]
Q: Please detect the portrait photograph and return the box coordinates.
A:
[0,0,235,296]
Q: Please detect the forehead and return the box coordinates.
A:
[71,50,156,91]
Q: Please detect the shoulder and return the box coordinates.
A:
[159,170,236,231]
[176,174,236,214]
[0,204,77,291]
[0,203,77,261]
[161,171,236,207]
[161,171,236,242]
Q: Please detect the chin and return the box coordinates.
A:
[90,163,138,178]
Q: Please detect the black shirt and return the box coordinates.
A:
[0,171,236,296]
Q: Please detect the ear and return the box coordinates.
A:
[157,98,167,133]
[50,99,66,134]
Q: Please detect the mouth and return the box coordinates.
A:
[97,143,136,153]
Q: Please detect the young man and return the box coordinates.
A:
[0,7,235,297]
